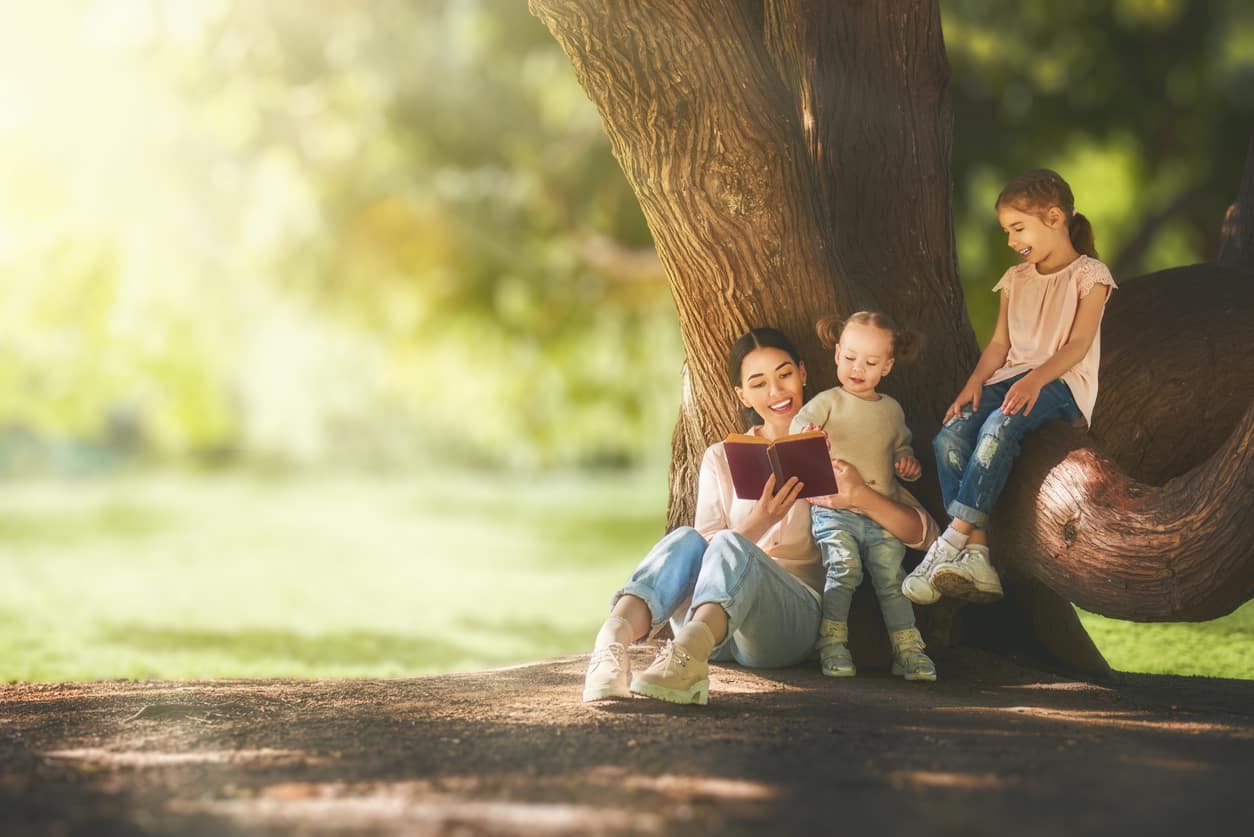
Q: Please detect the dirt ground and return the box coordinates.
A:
[2,645,1252,836]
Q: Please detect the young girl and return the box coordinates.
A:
[902,168,1116,605]
[583,326,937,705]
[791,312,937,682]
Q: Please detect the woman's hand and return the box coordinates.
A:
[1001,374,1043,416]
[895,454,922,481]
[944,380,983,423]
[809,459,867,511]
[738,473,804,541]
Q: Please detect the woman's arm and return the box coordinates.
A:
[1001,285,1111,415]
[810,460,928,546]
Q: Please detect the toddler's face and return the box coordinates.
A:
[835,322,894,400]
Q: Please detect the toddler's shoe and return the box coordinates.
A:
[582,642,632,702]
[890,627,937,682]
[816,619,856,677]
[629,640,710,705]
[930,545,1004,603]
[901,536,961,604]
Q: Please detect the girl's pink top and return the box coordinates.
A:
[986,255,1117,425]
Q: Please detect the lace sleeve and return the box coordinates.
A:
[1076,258,1117,298]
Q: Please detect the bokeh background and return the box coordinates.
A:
[2,0,1252,681]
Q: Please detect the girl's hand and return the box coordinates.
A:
[895,455,922,481]
[944,380,983,423]
[1001,375,1043,416]
[809,459,866,511]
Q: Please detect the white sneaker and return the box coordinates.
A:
[901,537,961,605]
[930,545,1004,603]
[582,642,632,701]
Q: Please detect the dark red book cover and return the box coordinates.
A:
[723,431,837,500]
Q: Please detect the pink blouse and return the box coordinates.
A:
[986,255,1117,425]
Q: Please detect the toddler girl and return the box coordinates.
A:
[792,312,936,682]
[903,168,1116,605]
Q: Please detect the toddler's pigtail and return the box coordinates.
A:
[815,315,845,350]
[892,328,925,365]
[1069,211,1098,259]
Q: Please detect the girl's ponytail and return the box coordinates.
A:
[1069,211,1098,259]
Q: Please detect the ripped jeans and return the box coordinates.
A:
[933,373,1082,528]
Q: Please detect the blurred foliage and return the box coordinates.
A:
[0,1,1250,469]
[944,0,1254,341]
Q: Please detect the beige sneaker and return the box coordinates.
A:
[629,641,710,705]
[890,627,937,682]
[816,619,856,677]
[582,642,631,702]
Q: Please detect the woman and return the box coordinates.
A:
[583,327,939,705]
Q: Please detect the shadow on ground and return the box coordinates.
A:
[2,647,1251,835]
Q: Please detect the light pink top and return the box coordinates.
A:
[694,426,939,594]
[986,255,1117,425]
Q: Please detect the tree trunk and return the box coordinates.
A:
[1217,131,1254,272]
[531,0,1251,675]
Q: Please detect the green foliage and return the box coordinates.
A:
[1079,604,1254,679]
[943,0,1254,344]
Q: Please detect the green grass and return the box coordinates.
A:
[0,469,670,681]
[2,469,1251,682]
[1078,604,1254,680]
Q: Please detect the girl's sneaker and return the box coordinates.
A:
[930,545,1004,603]
[629,641,710,705]
[890,627,937,682]
[901,536,961,604]
[582,642,632,702]
[816,619,856,677]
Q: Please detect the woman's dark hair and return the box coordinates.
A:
[995,168,1098,259]
[815,311,923,365]
[727,326,805,427]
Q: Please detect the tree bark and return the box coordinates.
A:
[531,0,1251,675]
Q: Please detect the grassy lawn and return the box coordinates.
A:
[2,469,1251,682]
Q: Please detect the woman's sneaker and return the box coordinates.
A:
[629,641,710,705]
[582,642,632,701]
[816,619,856,677]
[930,545,1004,603]
[901,536,961,604]
[890,627,937,682]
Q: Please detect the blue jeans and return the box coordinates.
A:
[811,507,915,633]
[613,526,822,667]
[933,373,1082,527]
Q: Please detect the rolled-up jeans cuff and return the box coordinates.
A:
[611,584,670,633]
[946,500,988,528]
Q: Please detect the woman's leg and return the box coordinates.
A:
[583,526,707,702]
[630,530,821,705]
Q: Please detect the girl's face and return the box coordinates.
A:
[735,346,806,427]
[836,322,894,400]
[997,203,1073,272]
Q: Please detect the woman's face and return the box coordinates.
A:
[735,346,806,426]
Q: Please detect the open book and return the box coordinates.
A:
[722,430,838,500]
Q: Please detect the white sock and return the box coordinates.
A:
[940,526,970,550]
[594,615,634,649]
[674,620,716,662]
